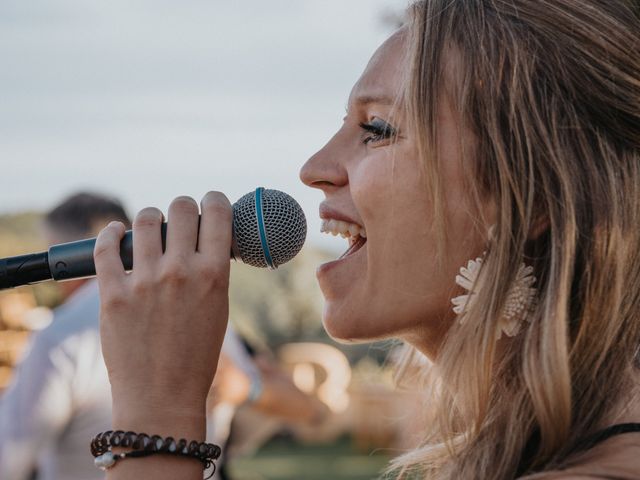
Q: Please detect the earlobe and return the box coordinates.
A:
[486,215,549,244]
[528,216,550,240]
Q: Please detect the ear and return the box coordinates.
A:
[486,216,549,244]
[528,215,549,240]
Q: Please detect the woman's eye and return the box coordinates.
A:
[359,118,397,145]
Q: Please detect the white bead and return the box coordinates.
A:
[95,452,116,471]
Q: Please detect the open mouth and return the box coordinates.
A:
[320,219,368,259]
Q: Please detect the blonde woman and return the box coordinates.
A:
[92,0,640,478]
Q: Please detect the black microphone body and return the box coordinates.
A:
[0,252,54,289]
[0,232,137,289]
[0,188,307,290]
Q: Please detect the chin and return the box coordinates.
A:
[321,302,395,344]
[321,302,362,343]
[323,323,367,344]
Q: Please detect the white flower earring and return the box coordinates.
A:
[451,256,537,339]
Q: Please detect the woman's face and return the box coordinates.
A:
[300,31,490,358]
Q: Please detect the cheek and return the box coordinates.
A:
[350,148,432,230]
[348,152,452,328]
[352,149,435,279]
[349,154,394,210]
[346,148,486,341]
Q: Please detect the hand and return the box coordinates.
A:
[94,192,232,439]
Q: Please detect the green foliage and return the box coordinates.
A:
[0,212,46,257]
[229,247,331,347]
[0,212,61,307]
[229,435,388,480]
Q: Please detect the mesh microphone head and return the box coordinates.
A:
[232,188,307,268]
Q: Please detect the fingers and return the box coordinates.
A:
[132,207,164,271]
[165,196,200,255]
[99,194,231,287]
[198,191,233,258]
[94,221,127,291]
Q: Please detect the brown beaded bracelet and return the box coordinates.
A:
[90,430,221,478]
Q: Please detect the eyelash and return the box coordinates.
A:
[359,120,397,145]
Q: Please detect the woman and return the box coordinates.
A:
[91,0,640,478]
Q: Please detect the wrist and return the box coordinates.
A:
[112,393,207,441]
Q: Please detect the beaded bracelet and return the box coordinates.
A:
[90,430,221,478]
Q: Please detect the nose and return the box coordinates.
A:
[299,132,348,192]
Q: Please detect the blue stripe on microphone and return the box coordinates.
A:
[255,187,275,269]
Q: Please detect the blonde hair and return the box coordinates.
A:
[392,0,640,478]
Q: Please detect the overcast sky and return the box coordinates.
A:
[0,0,406,250]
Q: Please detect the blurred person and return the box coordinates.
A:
[207,332,328,479]
[0,193,324,480]
[0,192,131,480]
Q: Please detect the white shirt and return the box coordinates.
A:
[0,279,258,480]
[0,280,110,480]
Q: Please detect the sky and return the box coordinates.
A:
[0,0,407,251]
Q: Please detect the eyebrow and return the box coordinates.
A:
[351,94,396,107]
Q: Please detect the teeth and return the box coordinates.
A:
[320,219,366,239]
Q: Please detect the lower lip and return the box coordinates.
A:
[316,237,367,277]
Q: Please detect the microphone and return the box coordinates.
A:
[0,188,307,290]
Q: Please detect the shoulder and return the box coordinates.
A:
[521,433,640,480]
[17,282,101,367]
[38,281,101,343]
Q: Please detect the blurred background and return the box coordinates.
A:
[0,1,420,479]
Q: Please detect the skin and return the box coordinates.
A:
[96,193,232,479]
[299,30,489,358]
[94,30,637,479]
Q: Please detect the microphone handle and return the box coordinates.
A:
[0,252,52,289]
[0,225,170,290]
[47,227,142,281]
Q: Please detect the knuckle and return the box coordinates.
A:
[93,242,112,260]
[208,273,230,290]
[101,289,127,311]
[134,208,163,229]
[197,259,229,287]
[94,229,118,258]
[160,262,189,284]
[131,277,152,295]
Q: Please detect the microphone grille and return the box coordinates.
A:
[232,188,307,268]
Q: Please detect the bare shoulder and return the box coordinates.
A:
[520,434,640,480]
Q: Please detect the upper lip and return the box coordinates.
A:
[319,203,364,228]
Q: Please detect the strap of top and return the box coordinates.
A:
[574,422,640,453]
[516,423,640,477]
